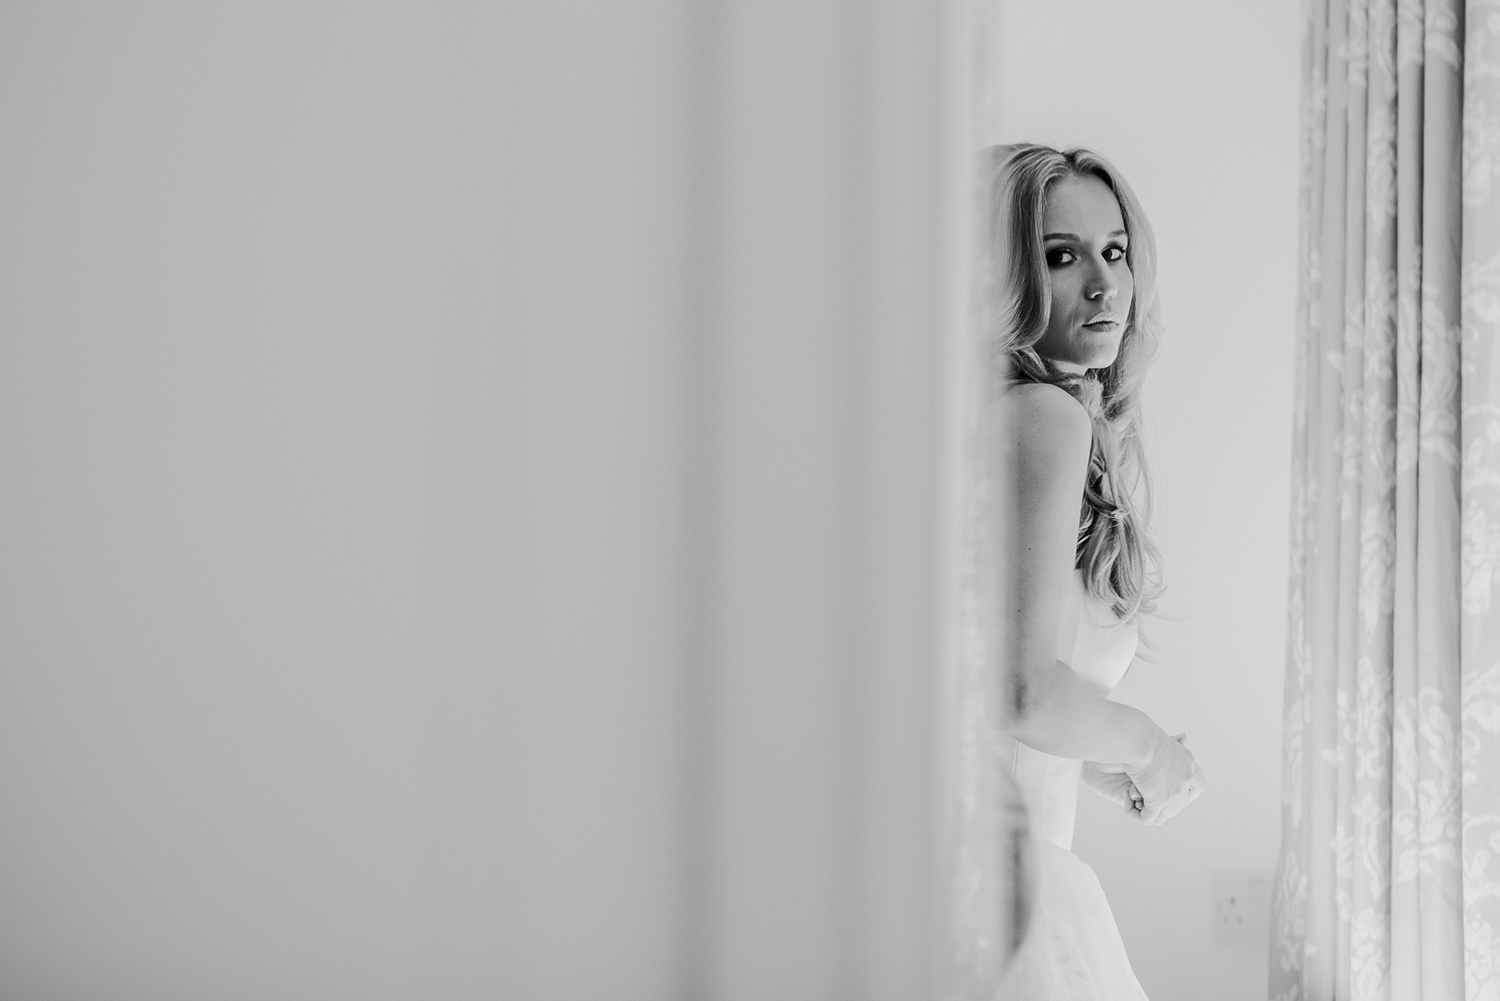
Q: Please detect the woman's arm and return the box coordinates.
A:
[1001,383,1203,823]
[1000,383,1158,767]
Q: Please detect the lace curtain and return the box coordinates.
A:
[1271,0,1500,996]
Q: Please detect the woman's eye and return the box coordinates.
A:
[1104,245,1127,262]
[1046,248,1075,267]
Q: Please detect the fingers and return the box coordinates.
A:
[1083,763,1146,816]
[1140,783,1204,825]
[1185,762,1207,805]
[1140,801,1180,826]
[1123,733,1205,825]
[1137,781,1198,825]
[1098,774,1138,810]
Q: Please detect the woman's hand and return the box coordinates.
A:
[1080,761,1143,814]
[1125,732,1204,825]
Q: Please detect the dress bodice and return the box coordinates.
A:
[1053,569,1139,696]
[1004,569,1139,850]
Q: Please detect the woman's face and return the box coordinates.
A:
[1035,173,1134,374]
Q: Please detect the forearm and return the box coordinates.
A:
[1004,659,1159,766]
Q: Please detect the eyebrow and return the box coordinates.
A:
[1043,230,1128,241]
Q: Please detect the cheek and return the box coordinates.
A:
[1048,274,1081,315]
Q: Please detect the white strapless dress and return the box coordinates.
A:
[994,570,1149,1000]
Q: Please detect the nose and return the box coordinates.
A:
[1086,258,1118,301]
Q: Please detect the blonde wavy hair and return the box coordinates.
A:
[986,143,1164,622]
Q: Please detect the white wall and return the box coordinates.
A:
[0,3,960,999]
[992,4,1301,1000]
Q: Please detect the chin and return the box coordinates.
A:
[1086,347,1122,372]
[1040,338,1122,374]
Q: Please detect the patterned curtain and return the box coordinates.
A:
[1272,0,1500,998]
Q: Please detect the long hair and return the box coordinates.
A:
[986,143,1164,621]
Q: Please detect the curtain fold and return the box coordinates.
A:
[942,3,1028,998]
[1273,0,1500,996]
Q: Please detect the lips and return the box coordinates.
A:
[1082,311,1122,330]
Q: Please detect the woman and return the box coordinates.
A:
[991,144,1205,998]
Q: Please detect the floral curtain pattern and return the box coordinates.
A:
[1272,0,1500,997]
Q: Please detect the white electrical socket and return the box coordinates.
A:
[1210,869,1272,946]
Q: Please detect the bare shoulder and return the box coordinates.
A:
[1000,382,1092,513]
[1001,382,1092,461]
